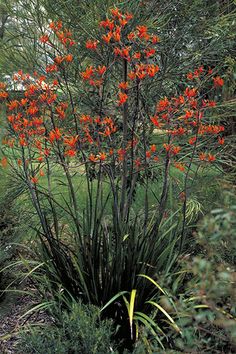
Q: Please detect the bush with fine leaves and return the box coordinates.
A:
[17,301,117,354]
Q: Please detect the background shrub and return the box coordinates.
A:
[17,301,117,354]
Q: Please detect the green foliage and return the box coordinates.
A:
[165,184,236,353]
[17,301,117,354]
[0,200,19,294]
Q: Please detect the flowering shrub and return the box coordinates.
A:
[0,6,225,349]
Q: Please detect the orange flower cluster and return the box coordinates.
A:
[0,12,226,184]
[0,82,8,100]
[80,66,106,86]
[49,21,75,47]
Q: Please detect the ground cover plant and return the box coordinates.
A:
[0,1,235,353]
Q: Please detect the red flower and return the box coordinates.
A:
[136,25,148,38]
[65,54,73,62]
[1,157,8,168]
[0,91,8,99]
[157,97,169,111]
[152,35,160,44]
[97,66,106,76]
[102,32,112,44]
[213,76,224,88]
[218,137,225,145]
[31,177,38,184]
[171,146,181,155]
[64,136,78,148]
[128,71,136,80]
[49,128,61,142]
[119,81,129,90]
[174,162,185,172]
[118,92,128,105]
[199,152,206,161]
[145,48,155,58]
[39,35,49,43]
[98,152,106,161]
[86,40,98,50]
[65,149,76,157]
[185,87,197,98]
[189,137,196,145]
[208,153,216,162]
[89,154,98,163]
[150,144,156,152]
[81,66,94,80]
[150,116,160,127]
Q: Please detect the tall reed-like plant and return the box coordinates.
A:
[0,5,225,347]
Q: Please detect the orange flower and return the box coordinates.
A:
[0,91,8,99]
[133,52,141,60]
[54,56,64,64]
[100,19,114,30]
[125,12,133,21]
[102,32,112,44]
[150,144,156,152]
[39,169,45,177]
[189,137,196,145]
[146,64,159,77]
[1,157,8,168]
[0,82,6,89]
[152,35,160,44]
[81,66,94,80]
[121,47,130,61]
[113,26,121,41]
[163,143,171,152]
[117,148,126,161]
[89,154,98,162]
[119,18,128,27]
[39,35,49,43]
[127,32,135,41]
[171,146,181,155]
[19,137,27,146]
[65,149,76,157]
[98,152,107,161]
[86,40,98,50]
[146,150,151,158]
[128,71,136,80]
[157,97,169,111]
[118,92,128,105]
[31,177,38,184]
[218,137,225,145]
[64,136,78,148]
[136,25,148,38]
[185,87,197,98]
[145,48,155,58]
[199,152,206,161]
[65,54,73,62]
[49,128,61,142]
[8,100,19,111]
[55,107,66,119]
[208,100,216,107]
[150,116,160,127]
[119,81,129,90]
[185,110,193,119]
[21,98,28,106]
[174,162,185,172]
[213,76,224,88]
[46,64,58,73]
[208,153,216,162]
[187,72,194,80]
[97,66,106,76]
[111,7,121,18]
